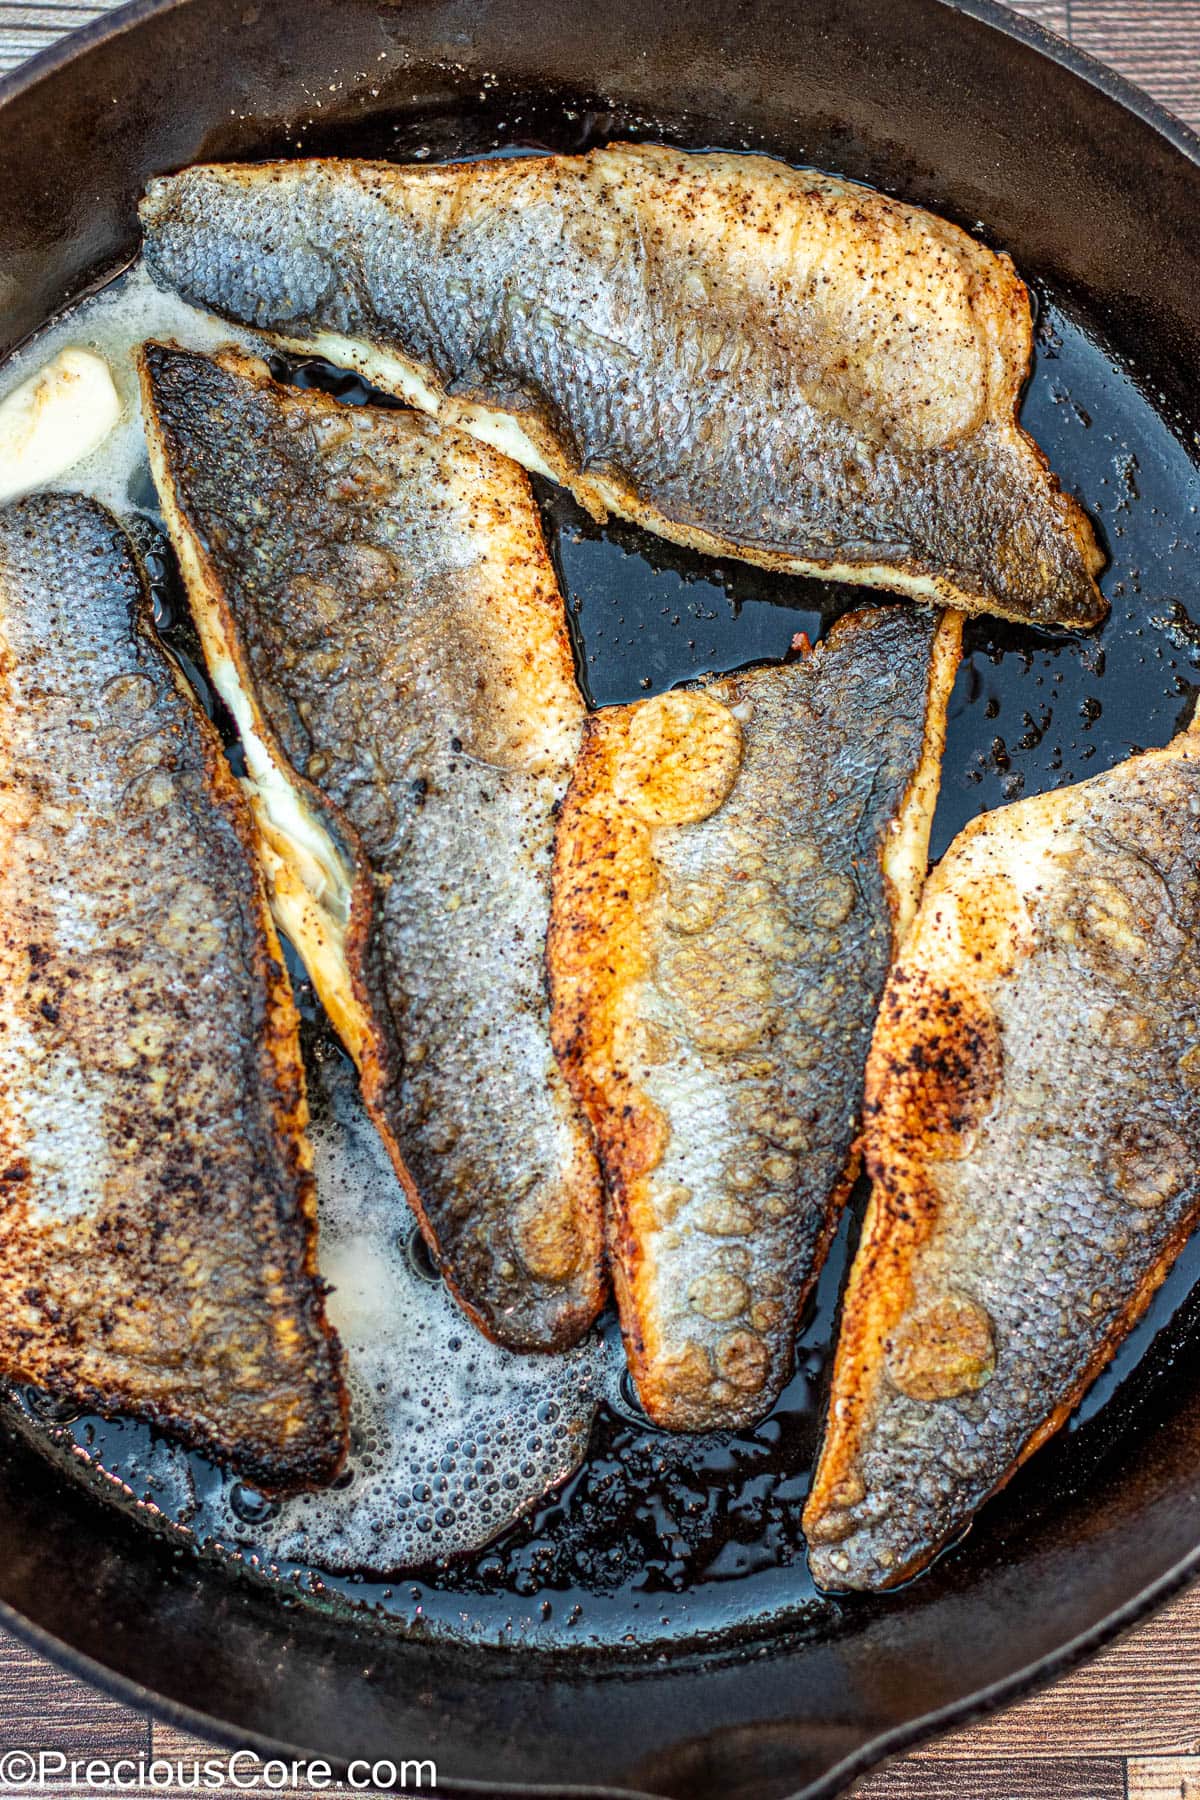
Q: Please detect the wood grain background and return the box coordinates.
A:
[3,1,1200,1795]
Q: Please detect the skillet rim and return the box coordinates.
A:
[7,1543,1200,1797]
[1,1,1200,1794]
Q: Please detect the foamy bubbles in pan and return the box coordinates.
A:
[238,1041,607,1570]
[9,1041,609,1573]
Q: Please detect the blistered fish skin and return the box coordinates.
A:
[805,727,1200,1589]
[140,343,606,1353]
[139,145,1104,630]
[548,607,961,1430]
[0,493,347,1492]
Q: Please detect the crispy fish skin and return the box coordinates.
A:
[139,343,606,1353]
[0,494,347,1492]
[548,608,961,1429]
[805,726,1200,1589]
[139,145,1104,630]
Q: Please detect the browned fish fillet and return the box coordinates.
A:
[139,343,606,1352]
[805,722,1200,1589]
[139,145,1105,629]
[0,493,347,1492]
[548,608,961,1429]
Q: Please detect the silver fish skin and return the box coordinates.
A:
[548,607,961,1430]
[805,723,1200,1590]
[0,493,347,1492]
[140,343,606,1353]
[138,145,1105,631]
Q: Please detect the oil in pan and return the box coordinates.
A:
[4,109,1200,1657]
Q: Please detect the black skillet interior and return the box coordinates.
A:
[4,1,1200,1796]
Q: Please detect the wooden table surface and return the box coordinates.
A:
[3,1,1200,1795]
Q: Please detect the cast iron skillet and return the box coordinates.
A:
[3,1,1200,1795]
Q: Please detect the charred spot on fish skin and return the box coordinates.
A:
[868,975,1003,1167]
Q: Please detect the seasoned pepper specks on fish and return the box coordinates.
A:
[140,344,605,1353]
[0,494,348,1492]
[806,725,1200,1588]
[139,145,1105,629]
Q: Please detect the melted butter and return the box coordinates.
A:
[0,263,256,514]
[0,349,121,504]
[236,1046,609,1572]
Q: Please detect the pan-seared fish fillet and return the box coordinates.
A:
[548,608,961,1429]
[139,343,605,1353]
[805,723,1200,1589]
[0,493,347,1492]
[139,145,1104,630]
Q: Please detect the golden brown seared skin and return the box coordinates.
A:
[548,608,961,1430]
[140,343,606,1353]
[805,722,1200,1589]
[0,494,347,1493]
[139,145,1105,629]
